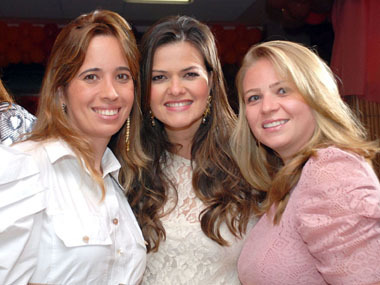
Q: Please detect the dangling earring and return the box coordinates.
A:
[149,110,156,127]
[62,103,67,113]
[125,116,131,152]
[202,96,212,124]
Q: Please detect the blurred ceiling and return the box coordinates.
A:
[0,0,267,28]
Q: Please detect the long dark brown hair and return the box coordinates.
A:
[28,10,147,196]
[128,15,261,252]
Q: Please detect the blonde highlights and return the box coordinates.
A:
[28,10,146,198]
[231,40,379,223]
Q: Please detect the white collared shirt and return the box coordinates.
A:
[0,140,146,285]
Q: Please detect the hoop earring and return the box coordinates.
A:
[125,116,130,152]
[202,96,212,124]
[149,110,156,127]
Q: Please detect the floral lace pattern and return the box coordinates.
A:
[238,147,380,285]
[142,153,251,285]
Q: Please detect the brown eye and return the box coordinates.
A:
[152,75,165,82]
[84,74,98,81]
[117,73,130,82]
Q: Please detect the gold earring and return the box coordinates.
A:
[125,116,130,152]
[62,103,67,113]
[202,96,212,124]
[149,110,156,127]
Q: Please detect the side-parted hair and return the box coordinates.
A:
[28,10,146,196]
[231,40,379,223]
[128,15,261,252]
[0,80,13,104]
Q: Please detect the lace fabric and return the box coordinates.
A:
[142,153,249,285]
[238,147,380,285]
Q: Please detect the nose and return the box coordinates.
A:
[168,77,185,96]
[101,78,119,101]
[260,94,279,114]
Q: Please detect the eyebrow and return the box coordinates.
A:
[269,80,285,88]
[78,66,130,77]
[152,65,201,74]
[244,80,286,95]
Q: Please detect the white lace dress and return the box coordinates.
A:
[142,153,254,285]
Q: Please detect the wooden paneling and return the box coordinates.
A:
[345,95,380,178]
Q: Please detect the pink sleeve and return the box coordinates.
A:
[296,147,380,284]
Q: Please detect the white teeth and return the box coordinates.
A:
[165,101,191,107]
[95,109,118,116]
[263,120,288,128]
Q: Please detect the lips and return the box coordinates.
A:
[94,108,119,116]
[263,119,288,129]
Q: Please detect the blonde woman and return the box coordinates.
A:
[0,79,36,145]
[0,10,146,284]
[231,40,380,284]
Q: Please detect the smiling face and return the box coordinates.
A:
[62,35,134,148]
[243,58,316,163]
[150,41,210,141]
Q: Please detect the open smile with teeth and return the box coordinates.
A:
[165,101,192,107]
[94,109,119,116]
[263,119,288,129]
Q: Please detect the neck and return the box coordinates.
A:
[89,138,109,174]
[165,129,194,160]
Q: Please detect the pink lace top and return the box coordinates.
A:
[238,147,380,285]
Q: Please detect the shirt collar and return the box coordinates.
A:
[44,139,121,179]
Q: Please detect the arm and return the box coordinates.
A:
[296,147,380,284]
[0,145,45,284]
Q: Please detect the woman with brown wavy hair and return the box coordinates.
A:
[0,79,36,145]
[127,15,261,284]
[0,10,147,284]
[231,40,380,284]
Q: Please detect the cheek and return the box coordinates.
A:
[121,84,135,105]
[245,107,260,133]
[149,86,161,113]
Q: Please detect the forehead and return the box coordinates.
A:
[79,35,127,67]
[243,58,281,87]
[153,41,204,66]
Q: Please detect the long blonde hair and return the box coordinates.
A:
[28,10,147,197]
[231,40,379,223]
[0,80,13,104]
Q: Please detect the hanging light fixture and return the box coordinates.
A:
[124,0,193,4]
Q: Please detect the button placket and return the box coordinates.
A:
[82,235,89,243]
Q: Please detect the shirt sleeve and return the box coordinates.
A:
[295,147,380,284]
[0,103,36,146]
[0,145,46,284]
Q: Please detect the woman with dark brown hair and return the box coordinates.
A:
[127,15,261,284]
[0,10,147,284]
[0,79,36,145]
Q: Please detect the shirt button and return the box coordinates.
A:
[112,218,119,225]
[82,236,89,243]
[117,248,124,255]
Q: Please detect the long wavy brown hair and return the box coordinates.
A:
[128,15,262,252]
[27,10,147,196]
[231,40,379,224]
